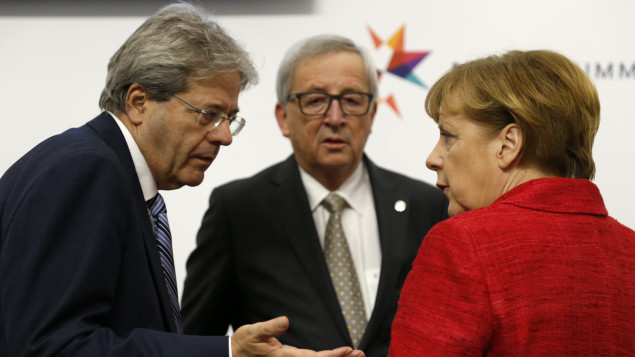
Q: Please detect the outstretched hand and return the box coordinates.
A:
[231,316,364,357]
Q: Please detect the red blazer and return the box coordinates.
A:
[389,178,635,356]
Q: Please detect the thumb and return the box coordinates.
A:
[255,316,289,340]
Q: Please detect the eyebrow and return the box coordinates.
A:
[203,103,239,116]
[437,120,454,132]
[303,85,368,93]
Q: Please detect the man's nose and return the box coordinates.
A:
[206,120,233,146]
[323,98,345,125]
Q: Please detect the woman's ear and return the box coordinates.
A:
[497,123,523,170]
[125,83,147,126]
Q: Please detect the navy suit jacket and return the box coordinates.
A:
[182,155,448,357]
[0,113,227,356]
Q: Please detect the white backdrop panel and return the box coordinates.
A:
[1,0,633,299]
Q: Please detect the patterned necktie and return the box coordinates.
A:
[147,193,183,334]
[322,192,367,348]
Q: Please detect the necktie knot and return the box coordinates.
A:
[323,192,345,213]
[147,193,167,217]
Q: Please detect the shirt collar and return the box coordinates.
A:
[299,160,369,214]
[108,111,158,201]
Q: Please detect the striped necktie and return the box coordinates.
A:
[147,193,183,334]
[322,192,367,348]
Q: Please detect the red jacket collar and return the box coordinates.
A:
[492,177,608,216]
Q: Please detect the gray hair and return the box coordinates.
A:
[99,2,258,114]
[276,34,378,104]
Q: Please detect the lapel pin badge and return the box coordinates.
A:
[394,200,406,212]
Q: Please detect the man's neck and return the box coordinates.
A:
[303,164,361,192]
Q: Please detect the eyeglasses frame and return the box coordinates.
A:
[286,91,374,116]
[172,94,245,136]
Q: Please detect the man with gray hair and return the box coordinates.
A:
[0,4,362,357]
[182,34,448,357]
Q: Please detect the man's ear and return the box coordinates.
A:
[368,101,377,133]
[497,123,523,170]
[275,103,290,138]
[125,83,147,126]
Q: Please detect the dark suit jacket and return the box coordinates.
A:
[0,112,227,356]
[182,155,448,357]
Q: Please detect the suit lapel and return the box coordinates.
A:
[266,156,351,340]
[87,112,176,332]
[360,157,409,347]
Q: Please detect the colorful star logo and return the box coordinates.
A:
[367,25,430,117]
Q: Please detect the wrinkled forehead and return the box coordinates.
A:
[292,51,368,91]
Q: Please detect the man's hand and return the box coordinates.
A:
[231,316,364,357]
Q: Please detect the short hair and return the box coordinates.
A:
[276,34,378,104]
[426,50,600,179]
[99,2,258,114]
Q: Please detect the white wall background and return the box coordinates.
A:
[1,0,634,300]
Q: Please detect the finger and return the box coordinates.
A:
[314,346,354,357]
[347,349,365,357]
[254,316,290,340]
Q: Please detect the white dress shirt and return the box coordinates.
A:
[109,112,157,201]
[299,161,382,318]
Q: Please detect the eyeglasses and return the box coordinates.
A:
[286,91,374,116]
[172,94,246,136]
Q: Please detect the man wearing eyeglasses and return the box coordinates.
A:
[182,34,448,357]
[0,5,365,357]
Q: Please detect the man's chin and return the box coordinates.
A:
[162,172,205,190]
[185,173,205,187]
[317,153,357,168]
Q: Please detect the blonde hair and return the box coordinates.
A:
[426,50,600,179]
